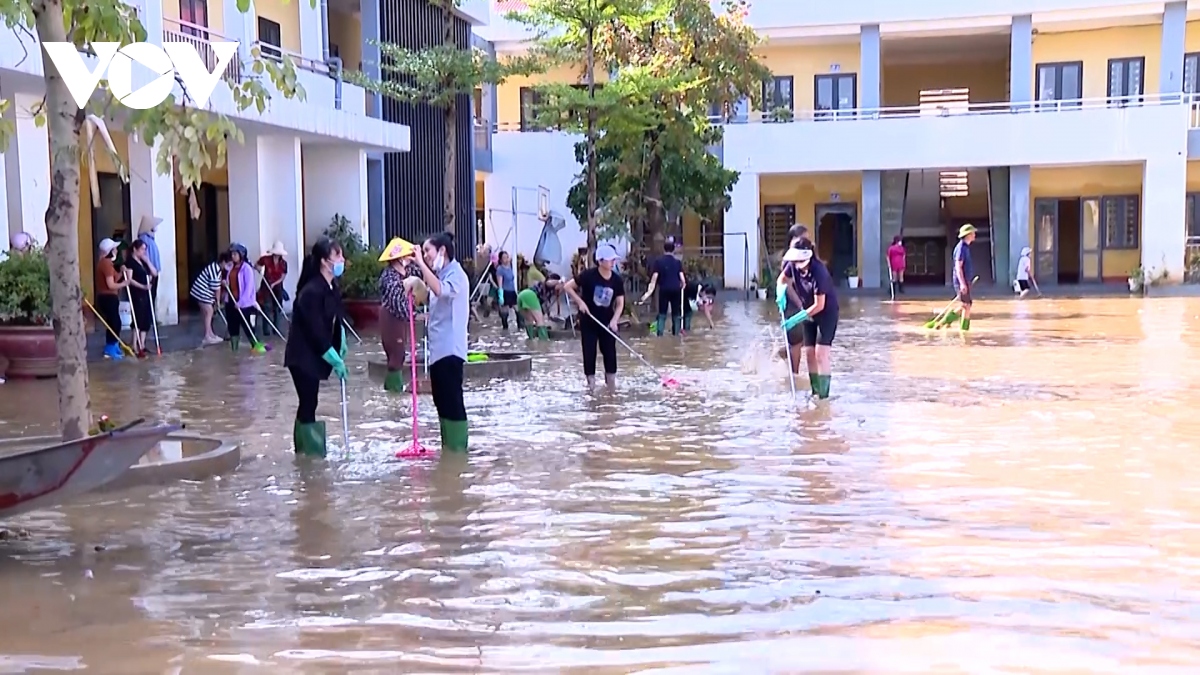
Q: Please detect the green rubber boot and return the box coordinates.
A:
[941,310,960,327]
[383,369,406,393]
[671,316,682,335]
[230,336,240,352]
[655,315,666,336]
[808,372,819,395]
[815,374,832,399]
[440,418,469,452]
[525,325,536,339]
[960,317,971,332]
[294,420,327,458]
[537,326,549,340]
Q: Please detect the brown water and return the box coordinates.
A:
[2,297,1200,673]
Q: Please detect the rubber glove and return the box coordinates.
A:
[781,309,810,332]
[498,288,505,304]
[775,284,789,312]
[338,326,347,358]
[322,347,348,380]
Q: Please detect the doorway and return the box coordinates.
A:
[815,203,857,284]
[1033,196,1104,285]
[1055,198,1081,283]
[185,184,226,307]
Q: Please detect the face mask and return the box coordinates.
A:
[433,253,445,272]
[331,261,345,277]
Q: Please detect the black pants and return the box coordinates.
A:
[226,302,256,340]
[290,367,320,424]
[429,356,467,421]
[96,294,121,346]
[657,288,684,317]
[580,320,617,376]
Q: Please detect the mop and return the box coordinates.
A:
[340,378,351,458]
[147,288,162,356]
[590,315,680,388]
[126,279,143,357]
[223,281,268,353]
[84,298,136,357]
[396,289,432,458]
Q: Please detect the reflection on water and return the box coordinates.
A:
[2,298,1200,670]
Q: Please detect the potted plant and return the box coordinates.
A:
[0,246,56,378]
[845,266,860,289]
[341,248,385,329]
[768,106,794,123]
[1128,266,1145,295]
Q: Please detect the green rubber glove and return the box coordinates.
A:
[782,309,810,332]
[322,347,348,380]
[775,285,788,312]
[339,326,347,358]
[498,288,505,304]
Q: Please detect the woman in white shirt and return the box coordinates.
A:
[1015,247,1039,298]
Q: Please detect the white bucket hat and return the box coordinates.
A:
[98,238,119,255]
[783,247,813,266]
[267,241,288,256]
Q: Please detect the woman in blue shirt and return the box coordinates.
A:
[777,242,839,400]
[495,250,518,331]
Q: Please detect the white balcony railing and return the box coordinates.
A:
[492,93,1187,133]
[161,17,242,83]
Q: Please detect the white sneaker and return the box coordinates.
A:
[202,335,224,346]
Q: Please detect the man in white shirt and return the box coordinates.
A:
[1015,246,1039,298]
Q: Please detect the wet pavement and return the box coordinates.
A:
[2,297,1200,672]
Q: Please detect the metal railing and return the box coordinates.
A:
[473,117,492,151]
[161,18,242,83]
[494,93,1186,132]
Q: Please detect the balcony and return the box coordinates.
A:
[719,94,1189,174]
[473,117,493,172]
[162,18,242,82]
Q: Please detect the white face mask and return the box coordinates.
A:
[433,252,445,272]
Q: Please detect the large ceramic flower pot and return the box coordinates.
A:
[0,324,57,379]
[344,299,381,330]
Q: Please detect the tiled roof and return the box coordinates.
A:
[493,0,528,12]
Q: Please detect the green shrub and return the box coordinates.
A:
[0,247,52,325]
[341,249,384,299]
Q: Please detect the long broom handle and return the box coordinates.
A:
[253,266,289,319]
[84,297,134,355]
[222,280,261,344]
[147,277,162,355]
[469,226,515,302]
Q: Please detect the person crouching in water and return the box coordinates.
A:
[516,273,563,339]
[564,244,625,389]
[225,243,258,351]
[411,232,470,452]
[283,237,348,458]
[377,237,427,392]
[778,243,840,399]
[683,281,716,332]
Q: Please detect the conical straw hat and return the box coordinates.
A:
[379,237,416,262]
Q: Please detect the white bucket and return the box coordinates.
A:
[119,301,132,329]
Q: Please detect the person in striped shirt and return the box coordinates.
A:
[190,251,231,346]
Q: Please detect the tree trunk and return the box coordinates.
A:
[644,139,665,256]
[443,102,457,235]
[584,27,598,259]
[34,0,91,441]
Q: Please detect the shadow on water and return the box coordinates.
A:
[3,297,1200,669]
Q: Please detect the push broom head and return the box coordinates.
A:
[251,342,268,354]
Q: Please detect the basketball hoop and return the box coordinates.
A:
[538,186,550,221]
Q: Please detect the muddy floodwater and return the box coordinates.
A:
[2,297,1200,672]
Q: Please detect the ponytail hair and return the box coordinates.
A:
[297,236,343,290]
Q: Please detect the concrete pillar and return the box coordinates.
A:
[298,0,323,61]
[128,137,179,324]
[301,145,368,250]
[724,172,759,289]
[860,24,881,111]
[0,158,8,254]
[861,170,882,288]
[360,0,382,118]
[227,135,305,300]
[222,0,255,68]
[1143,156,1187,280]
[1161,1,1187,97]
[3,94,50,245]
[1009,165,1031,269]
[367,157,384,247]
[1010,15,1033,107]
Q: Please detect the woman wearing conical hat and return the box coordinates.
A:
[378,237,428,392]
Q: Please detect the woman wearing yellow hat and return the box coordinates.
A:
[378,237,428,392]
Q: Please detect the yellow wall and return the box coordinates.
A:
[759,172,863,266]
[1029,165,1142,279]
[495,63,592,129]
[328,9,361,71]
[255,0,301,53]
[1186,161,1200,192]
[1184,20,1200,53]
[1031,24,1161,98]
[881,61,1009,107]
[755,41,861,112]
[160,0,226,34]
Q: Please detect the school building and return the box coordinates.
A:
[473,0,1200,290]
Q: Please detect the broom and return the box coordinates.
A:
[922,276,977,329]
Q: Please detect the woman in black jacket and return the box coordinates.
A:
[284,237,348,458]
